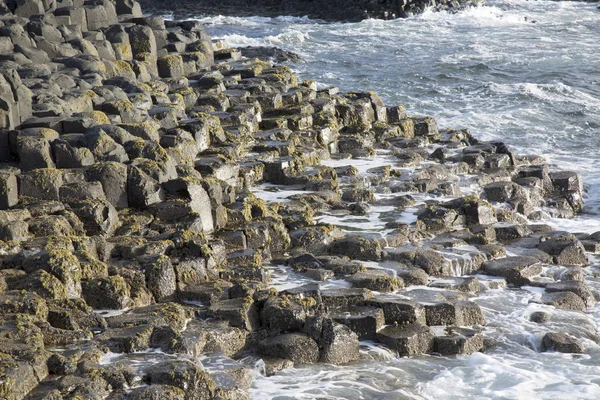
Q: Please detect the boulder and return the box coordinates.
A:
[482,256,542,286]
[425,301,486,326]
[376,324,435,357]
[127,24,156,57]
[537,234,588,266]
[313,317,360,365]
[545,281,595,308]
[257,333,320,364]
[18,168,63,201]
[330,306,384,340]
[86,162,129,208]
[366,298,427,325]
[81,276,131,309]
[145,360,215,400]
[541,291,586,312]
[541,332,583,353]
[434,327,484,355]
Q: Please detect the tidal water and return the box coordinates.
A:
[185,2,600,398]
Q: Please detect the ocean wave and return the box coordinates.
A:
[417,5,530,26]
[420,352,600,400]
[194,14,317,27]
[485,82,600,110]
[218,29,310,50]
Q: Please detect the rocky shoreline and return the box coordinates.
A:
[0,0,597,399]
[137,0,483,21]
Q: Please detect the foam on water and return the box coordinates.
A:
[421,352,600,400]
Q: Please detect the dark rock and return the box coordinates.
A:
[545,281,595,308]
[346,270,402,292]
[541,291,586,312]
[482,256,542,286]
[47,353,77,375]
[376,324,434,356]
[425,301,485,326]
[240,46,302,63]
[128,385,185,400]
[320,287,373,308]
[96,324,154,352]
[434,327,484,355]
[81,276,131,309]
[542,332,583,353]
[330,306,385,340]
[86,162,129,208]
[145,360,215,400]
[385,248,452,276]
[366,298,426,325]
[530,311,549,323]
[537,234,588,266]
[257,333,320,364]
[144,255,176,303]
[328,236,383,261]
[208,297,259,331]
[182,319,249,358]
[261,296,310,333]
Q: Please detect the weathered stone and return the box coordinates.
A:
[545,281,595,308]
[320,287,373,309]
[95,324,153,352]
[434,327,484,355]
[425,301,486,326]
[127,24,157,57]
[208,297,259,331]
[541,291,586,312]
[366,298,427,325]
[0,172,18,209]
[311,317,360,365]
[128,165,166,209]
[19,168,63,201]
[429,277,481,294]
[530,311,550,323]
[145,359,215,400]
[330,306,384,340]
[261,296,310,333]
[376,324,435,356]
[70,199,118,237]
[115,0,143,17]
[257,333,320,364]
[537,234,588,266]
[143,255,176,303]
[158,54,185,78]
[182,319,249,358]
[541,332,583,353]
[483,256,542,286]
[385,248,452,276]
[128,385,185,400]
[347,270,402,292]
[162,177,214,232]
[328,236,382,261]
[81,276,131,309]
[87,162,129,208]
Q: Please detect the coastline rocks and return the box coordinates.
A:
[0,0,593,397]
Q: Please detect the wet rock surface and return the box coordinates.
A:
[0,0,597,399]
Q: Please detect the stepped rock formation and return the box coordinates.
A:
[0,0,595,399]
